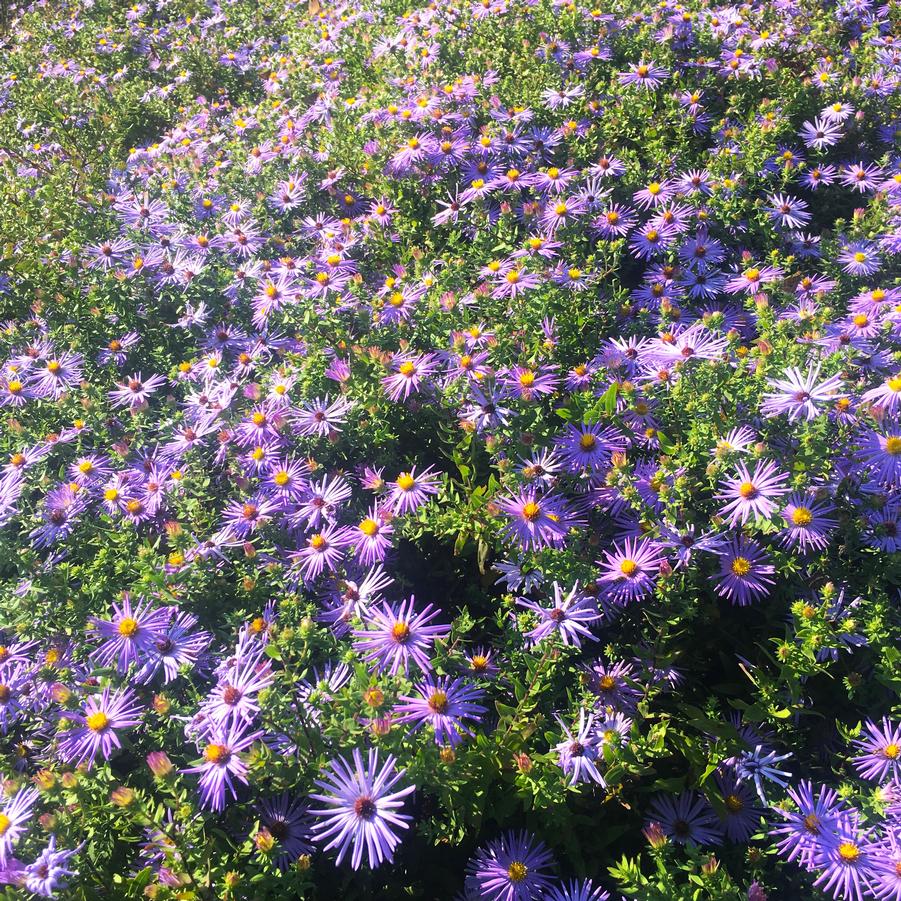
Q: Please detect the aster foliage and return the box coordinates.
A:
[0,0,898,898]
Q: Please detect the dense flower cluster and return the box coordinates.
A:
[0,0,898,896]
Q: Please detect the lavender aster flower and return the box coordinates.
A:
[183,721,264,812]
[647,792,723,846]
[90,597,170,673]
[353,596,450,676]
[465,830,556,901]
[58,686,142,769]
[713,538,775,606]
[0,785,38,865]
[554,709,606,786]
[23,836,78,898]
[517,582,599,647]
[309,748,414,870]
[394,676,487,747]
[852,718,901,783]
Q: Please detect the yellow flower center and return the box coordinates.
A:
[359,518,380,537]
[204,743,230,764]
[0,814,10,836]
[310,534,327,550]
[396,473,416,492]
[507,861,528,883]
[521,502,541,522]
[738,481,757,499]
[518,371,535,387]
[428,691,449,713]
[86,711,109,732]
[791,507,813,526]
[743,268,760,281]
[731,557,751,576]
[886,437,901,455]
[884,743,900,759]
[118,617,139,637]
[838,842,860,863]
[274,471,290,487]
[853,314,869,328]
[398,362,416,377]
[853,252,866,263]
[391,622,410,642]
[620,559,638,576]
[889,376,901,393]
[725,794,743,813]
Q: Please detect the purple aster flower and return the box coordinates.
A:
[254,794,314,871]
[597,539,665,605]
[353,596,450,676]
[736,745,793,804]
[203,649,273,727]
[386,466,441,514]
[860,431,901,485]
[90,596,170,673]
[545,879,610,901]
[290,473,352,530]
[381,353,438,401]
[852,718,901,783]
[799,116,844,149]
[465,830,556,901]
[555,423,622,472]
[294,395,353,437]
[517,582,599,647]
[712,538,775,606]
[766,193,811,229]
[839,241,881,277]
[30,353,83,400]
[619,62,669,90]
[292,524,353,581]
[715,768,767,842]
[647,792,723,846]
[717,460,790,526]
[309,748,414,870]
[772,781,853,866]
[761,365,846,421]
[593,204,636,238]
[724,265,783,295]
[24,835,78,898]
[220,494,279,539]
[135,611,211,684]
[58,687,142,769]
[868,832,901,901]
[394,676,487,747]
[183,721,264,812]
[352,508,394,567]
[862,373,901,414]
[109,372,167,410]
[29,483,89,548]
[840,161,884,193]
[0,786,38,865]
[813,823,877,901]
[555,709,606,786]
[585,660,643,712]
[779,493,837,551]
[496,488,571,550]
